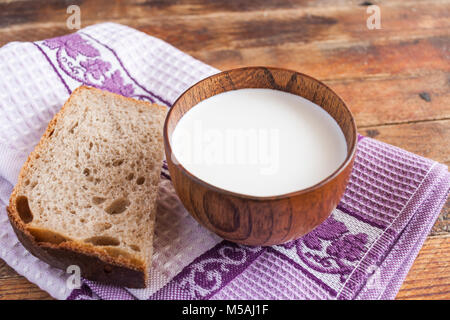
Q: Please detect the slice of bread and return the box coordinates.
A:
[7,86,167,288]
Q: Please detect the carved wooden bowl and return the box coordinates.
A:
[164,67,357,246]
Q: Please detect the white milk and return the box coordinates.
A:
[171,88,347,197]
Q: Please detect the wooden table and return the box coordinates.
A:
[0,0,448,300]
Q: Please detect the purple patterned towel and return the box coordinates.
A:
[0,23,448,300]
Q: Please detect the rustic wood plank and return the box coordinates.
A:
[0,259,18,279]
[0,0,446,27]
[328,72,450,127]
[361,120,450,236]
[432,197,450,236]
[1,0,450,51]
[0,258,55,299]
[0,277,53,300]
[128,0,450,16]
[134,4,450,52]
[192,35,449,81]
[361,119,450,164]
[396,235,450,300]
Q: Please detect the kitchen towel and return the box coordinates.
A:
[0,23,448,300]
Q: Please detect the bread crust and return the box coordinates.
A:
[7,86,166,289]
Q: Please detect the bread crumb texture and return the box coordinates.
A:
[12,86,167,272]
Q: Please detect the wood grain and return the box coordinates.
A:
[0,259,15,279]
[432,197,449,236]
[0,260,53,300]
[0,0,448,300]
[328,72,450,127]
[0,277,53,300]
[361,119,450,165]
[397,236,450,300]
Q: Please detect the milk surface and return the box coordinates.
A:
[171,88,347,197]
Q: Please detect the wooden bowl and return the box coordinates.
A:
[164,66,357,246]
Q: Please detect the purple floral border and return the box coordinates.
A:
[33,31,170,106]
[79,32,171,106]
[155,210,381,300]
[153,241,263,300]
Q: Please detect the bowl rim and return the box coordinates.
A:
[163,66,358,201]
